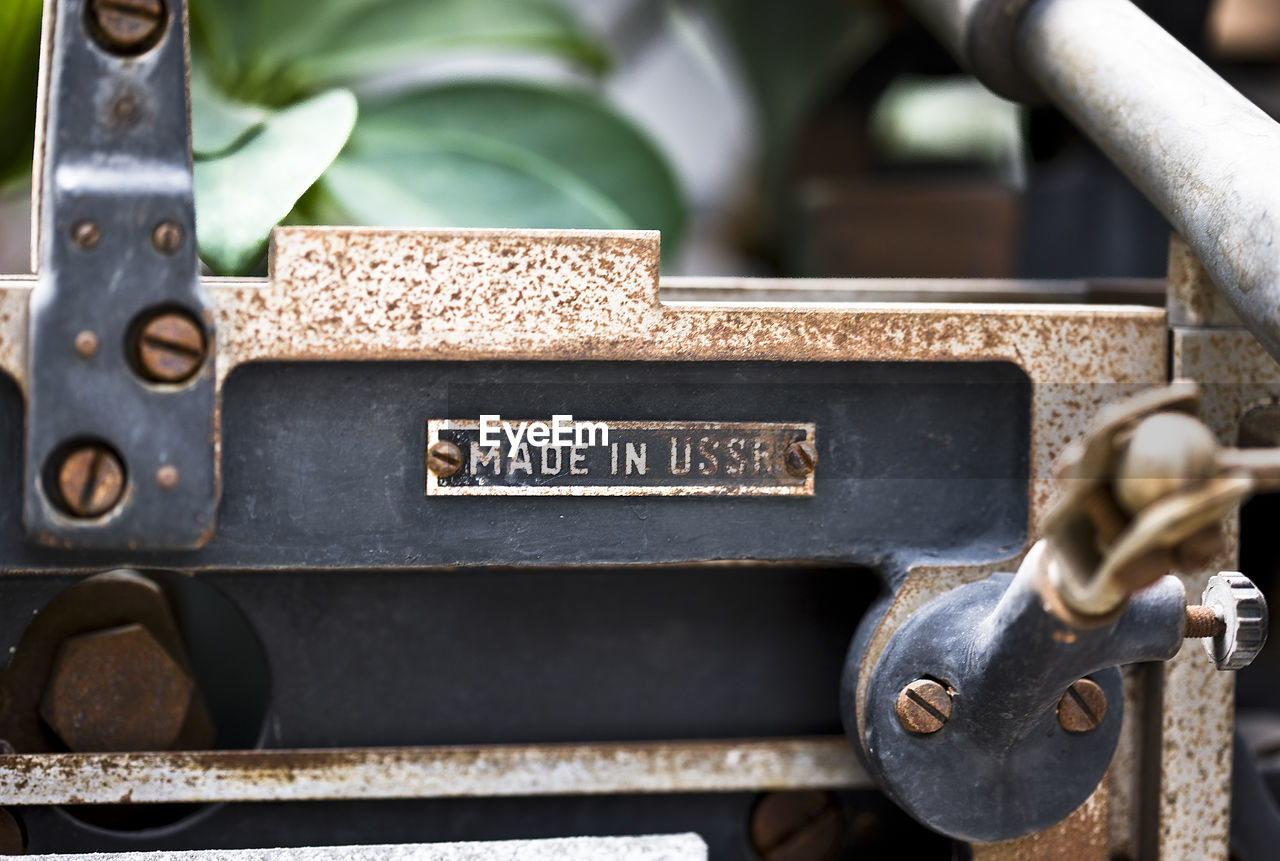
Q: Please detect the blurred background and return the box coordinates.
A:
[1,0,1279,278]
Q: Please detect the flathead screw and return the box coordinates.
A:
[749,790,845,861]
[134,311,206,383]
[86,0,167,55]
[784,440,818,478]
[71,221,101,250]
[1057,678,1107,733]
[427,440,464,478]
[895,678,952,734]
[55,444,126,518]
[152,221,184,255]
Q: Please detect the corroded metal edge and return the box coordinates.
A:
[25,834,710,861]
[0,737,866,805]
[1164,325,1280,860]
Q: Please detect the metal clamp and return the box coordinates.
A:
[26,0,218,548]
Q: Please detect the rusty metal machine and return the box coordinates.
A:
[5,0,1280,858]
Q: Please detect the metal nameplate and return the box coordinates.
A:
[426,420,816,496]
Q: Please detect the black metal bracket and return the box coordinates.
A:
[25,0,218,548]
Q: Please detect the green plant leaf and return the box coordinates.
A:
[319,82,684,251]
[0,0,43,188]
[190,70,269,158]
[194,89,358,274]
[190,0,608,106]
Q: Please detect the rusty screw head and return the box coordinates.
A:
[54,443,126,518]
[86,0,167,55]
[71,221,101,250]
[152,220,184,255]
[784,440,818,478]
[749,790,845,861]
[134,311,207,383]
[1057,678,1107,733]
[40,623,197,752]
[427,440,464,478]
[895,678,952,734]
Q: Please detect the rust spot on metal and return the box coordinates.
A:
[784,440,817,478]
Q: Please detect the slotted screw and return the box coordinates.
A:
[55,444,125,518]
[134,312,206,383]
[86,0,167,55]
[895,678,952,734]
[785,440,818,478]
[1057,678,1107,733]
[71,221,101,250]
[749,790,845,861]
[427,440,463,478]
[152,221,183,255]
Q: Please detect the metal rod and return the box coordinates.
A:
[903,0,1280,362]
[0,737,867,806]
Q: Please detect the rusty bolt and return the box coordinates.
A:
[152,220,184,255]
[1057,678,1107,733]
[40,623,197,752]
[74,330,99,358]
[784,440,818,478]
[427,440,464,478]
[86,0,167,55]
[134,311,207,383]
[71,221,101,250]
[55,444,125,518]
[895,678,952,734]
[749,790,845,861]
[1185,604,1227,639]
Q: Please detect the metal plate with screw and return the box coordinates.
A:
[25,0,217,548]
[426,420,816,497]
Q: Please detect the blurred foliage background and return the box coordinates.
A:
[0,0,899,276]
[9,1,1250,280]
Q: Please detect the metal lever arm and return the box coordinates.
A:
[903,0,1280,362]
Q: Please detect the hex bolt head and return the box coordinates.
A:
[749,790,845,861]
[40,623,196,752]
[1202,572,1269,670]
[895,678,952,734]
[85,0,167,55]
[784,440,818,478]
[55,444,126,518]
[1058,678,1107,733]
[427,440,464,478]
[134,311,207,383]
[151,220,184,255]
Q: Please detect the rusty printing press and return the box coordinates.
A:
[4,0,1280,859]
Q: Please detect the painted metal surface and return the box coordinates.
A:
[0,738,866,805]
[26,0,218,549]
